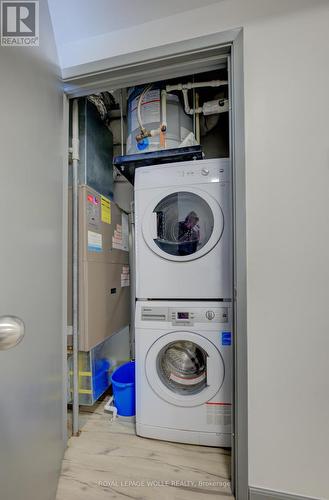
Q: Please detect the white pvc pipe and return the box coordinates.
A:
[182,89,189,113]
[182,88,202,115]
[166,80,228,92]
[104,395,117,421]
[168,79,228,116]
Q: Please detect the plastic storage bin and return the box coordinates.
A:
[68,351,110,406]
[67,328,131,406]
[111,361,135,416]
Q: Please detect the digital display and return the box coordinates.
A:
[177,312,189,319]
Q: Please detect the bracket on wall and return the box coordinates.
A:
[113,145,204,185]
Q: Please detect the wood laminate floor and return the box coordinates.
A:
[57,399,233,500]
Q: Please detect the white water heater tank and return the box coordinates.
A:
[126,85,193,155]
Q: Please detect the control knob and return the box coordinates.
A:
[206,310,215,320]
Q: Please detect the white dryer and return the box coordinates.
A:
[135,301,233,447]
[134,158,232,299]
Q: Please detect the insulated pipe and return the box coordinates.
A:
[161,89,167,130]
[160,89,167,148]
[71,99,80,437]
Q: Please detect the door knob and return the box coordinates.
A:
[0,316,25,350]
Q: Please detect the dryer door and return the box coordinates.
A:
[145,331,224,407]
[142,187,224,262]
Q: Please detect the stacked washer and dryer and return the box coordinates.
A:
[134,158,233,447]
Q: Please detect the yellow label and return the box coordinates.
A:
[101,196,111,224]
[69,371,92,377]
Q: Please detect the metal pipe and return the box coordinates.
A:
[195,92,200,144]
[119,89,124,156]
[71,99,80,437]
[129,201,136,360]
[136,127,161,143]
[192,85,196,139]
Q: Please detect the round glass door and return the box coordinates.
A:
[142,187,224,262]
[157,340,207,395]
[145,331,224,407]
[154,192,214,257]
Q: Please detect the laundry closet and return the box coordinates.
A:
[66,51,235,498]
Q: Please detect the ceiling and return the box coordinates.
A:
[48,0,223,47]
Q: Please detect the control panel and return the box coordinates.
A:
[176,165,227,183]
[141,306,229,326]
[86,191,101,230]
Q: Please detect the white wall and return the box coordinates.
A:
[54,0,327,75]
[244,6,329,499]
[55,1,329,497]
[48,0,220,49]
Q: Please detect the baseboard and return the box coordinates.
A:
[249,487,320,500]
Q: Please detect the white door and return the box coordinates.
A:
[145,331,225,407]
[0,1,65,499]
[142,187,224,261]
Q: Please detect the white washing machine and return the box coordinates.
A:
[135,301,233,447]
[135,158,232,300]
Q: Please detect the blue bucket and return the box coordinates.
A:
[111,361,135,416]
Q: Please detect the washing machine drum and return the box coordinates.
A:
[158,341,207,395]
